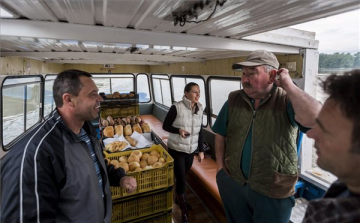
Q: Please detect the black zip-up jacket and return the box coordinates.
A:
[1,110,125,223]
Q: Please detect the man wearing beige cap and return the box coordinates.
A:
[212,50,321,223]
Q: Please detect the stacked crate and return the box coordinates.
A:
[105,144,174,223]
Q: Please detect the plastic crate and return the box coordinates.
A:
[122,210,172,223]
[105,144,174,199]
[111,187,172,223]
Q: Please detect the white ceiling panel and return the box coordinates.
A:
[0,0,358,65]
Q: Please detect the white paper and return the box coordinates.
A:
[128,131,153,149]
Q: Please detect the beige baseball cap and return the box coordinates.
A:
[232,50,279,70]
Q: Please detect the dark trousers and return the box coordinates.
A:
[216,169,295,223]
[168,148,195,194]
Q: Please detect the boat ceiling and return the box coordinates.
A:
[0,0,359,65]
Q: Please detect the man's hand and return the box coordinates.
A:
[274,68,294,90]
[120,176,137,194]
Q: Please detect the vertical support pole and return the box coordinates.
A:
[299,49,319,174]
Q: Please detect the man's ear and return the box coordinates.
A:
[269,70,277,83]
[63,93,75,107]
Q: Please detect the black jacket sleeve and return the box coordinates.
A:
[198,127,204,152]
[105,159,126,186]
[162,105,180,134]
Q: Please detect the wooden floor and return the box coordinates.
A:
[172,185,219,223]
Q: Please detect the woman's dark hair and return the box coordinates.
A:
[53,69,92,108]
[184,82,200,114]
[184,82,199,93]
[322,69,360,153]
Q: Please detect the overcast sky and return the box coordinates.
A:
[291,9,360,54]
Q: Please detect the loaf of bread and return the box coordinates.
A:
[129,116,136,126]
[124,124,132,136]
[114,125,123,136]
[103,126,114,138]
[125,136,137,147]
[141,123,151,133]
[132,124,143,134]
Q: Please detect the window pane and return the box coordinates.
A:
[26,84,41,130]
[172,77,186,102]
[161,79,172,107]
[137,74,151,103]
[111,78,134,93]
[44,80,55,117]
[153,79,162,104]
[2,86,25,145]
[210,79,241,125]
[93,78,111,94]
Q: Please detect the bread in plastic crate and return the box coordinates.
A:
[104,144,174,199]
[111,187,172,223]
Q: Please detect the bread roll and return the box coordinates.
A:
[118,156,127,163]
[124,125,132,136]
[113,91,120,98]
[140,160,148,168]
[128,154,140,163]
[128,93,135,97]
[107,116,115,126]
[131,150,142,159]
[110,160,120,168]
[120,93,127,98]
[135,116,141,124]
[118,162,129,172]
[150,150,160,158]
[101,118,108,127]
[125,136,137,147]
[122,118,128,125]
[147,155,158,165]
[132,124,143,134]
[152,162,163,168]
[141,153,150,161]
[114,125,123,136]
[129,162,140,171]
[134,167,142,172]
[141,123,151,133]
[159,158,166,164]
[103,126,114,138]
[125,117,131,125]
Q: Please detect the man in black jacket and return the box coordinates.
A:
[303,70,360,223]
[1,69,137,223]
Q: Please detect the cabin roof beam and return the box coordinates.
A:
[1,20,302,54]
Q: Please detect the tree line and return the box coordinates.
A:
[319,52,360,68]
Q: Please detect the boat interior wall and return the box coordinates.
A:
[0,57,64,75]
[0,54,304,78]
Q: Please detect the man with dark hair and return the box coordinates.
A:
[212,50,321,223]
[303,70,360,223]
[1,69,137,223]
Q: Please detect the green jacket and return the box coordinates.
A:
[226,86,298,198]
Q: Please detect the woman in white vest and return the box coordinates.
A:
[163,82,204,223]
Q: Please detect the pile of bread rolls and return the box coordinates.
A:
[101,115,151,138]
[107,150,166,173]
[104,91,135,99]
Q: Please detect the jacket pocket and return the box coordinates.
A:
[268,171,298,198]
